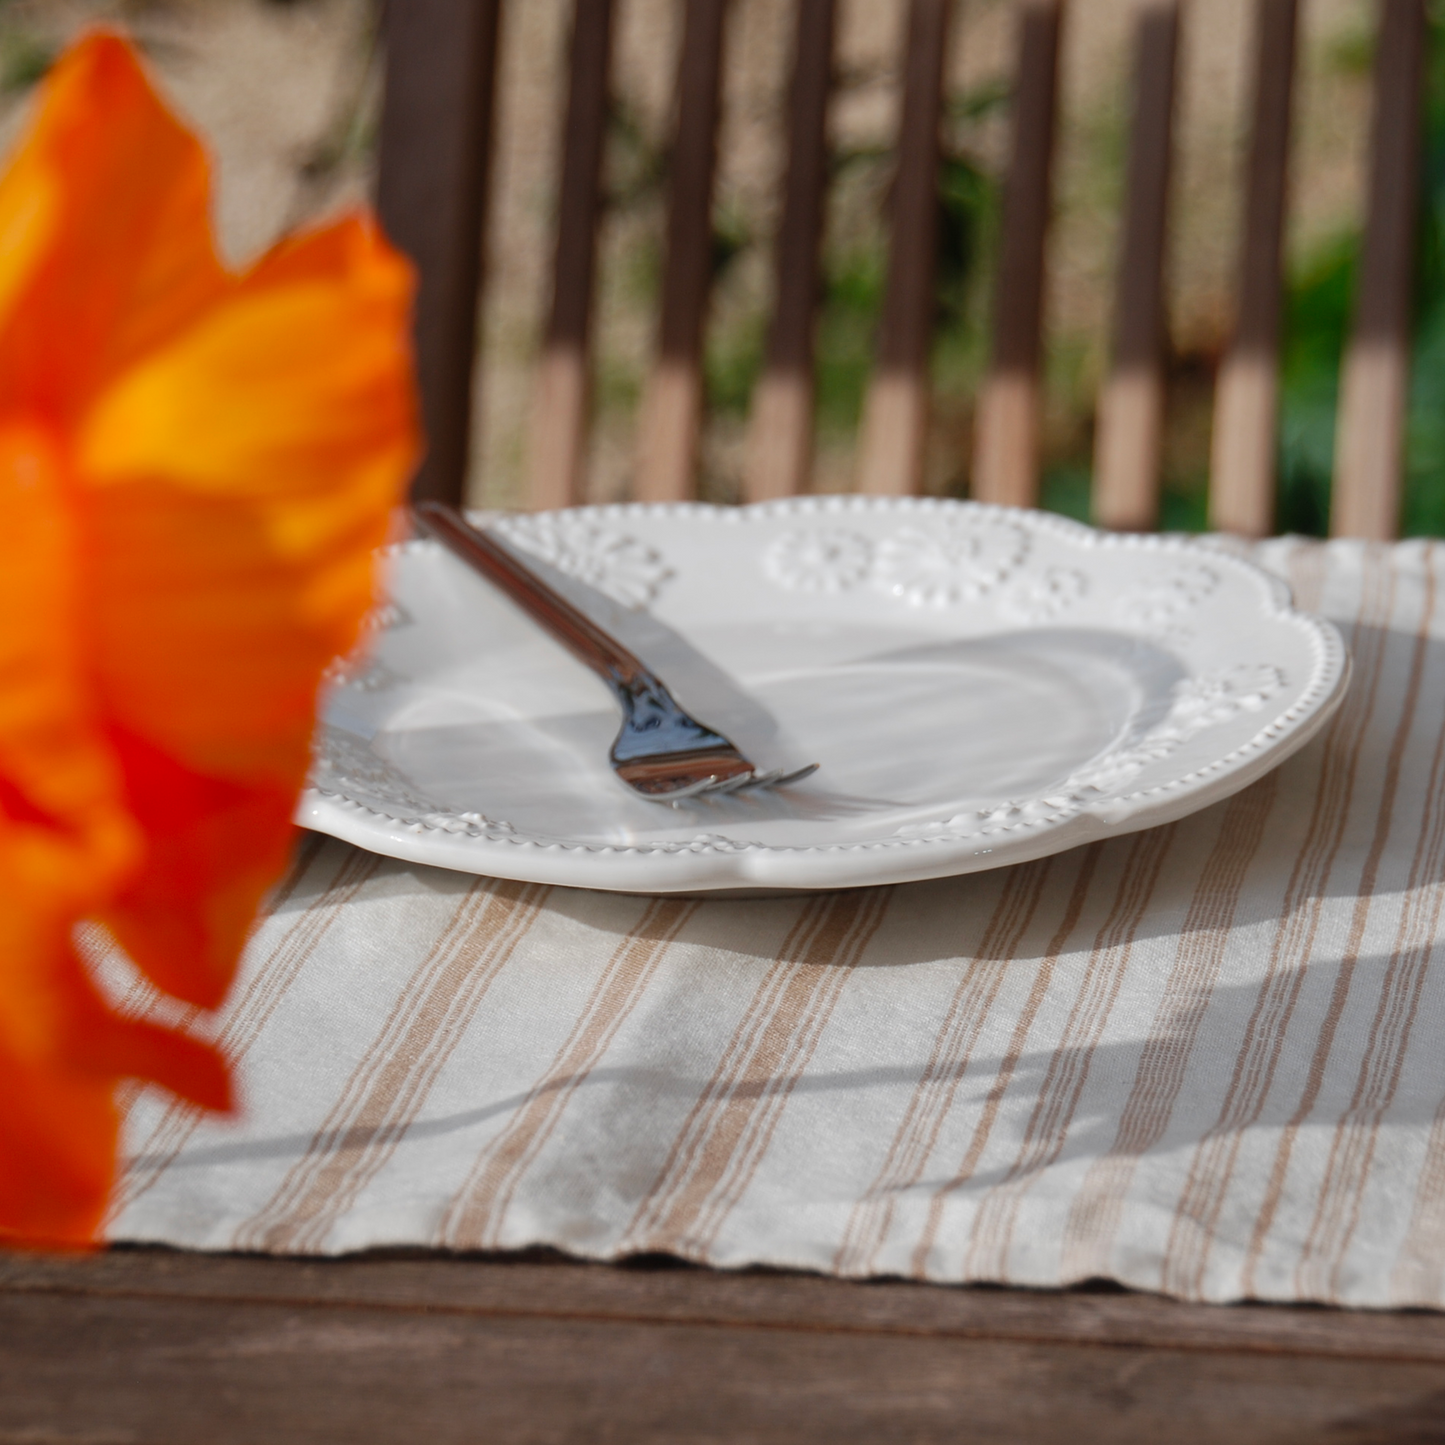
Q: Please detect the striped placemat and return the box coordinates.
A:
[105,538,1445,1308]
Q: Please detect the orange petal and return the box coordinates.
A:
[0,125,59,335]
[0,424,229,1245]
[0,943,230,1249]
[99,727,302,1008]
[78,215,417,774]
[74,214,417,1003]
[0,422,136,1060]
[0,31,418,1241]
[0,1043,116,1249]
[0,32,228,430]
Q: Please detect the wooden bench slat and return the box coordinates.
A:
[378,0,503,508]
[1331,0,1425,541]
[857,0,955,497]
[379,0,1430,536]
[526,0,616,512]
[636,0,732,503]
[1092,0,1180,532]
[971,0,1064,510]
[742,0,836,503]
[1209,0,1298,538]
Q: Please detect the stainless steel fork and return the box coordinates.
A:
[413,503,818,802]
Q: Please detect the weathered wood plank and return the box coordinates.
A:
[527,0,616,511]
[7,1250,1445,1364]
[857,0,955,497]
[1092,0,1179,531]
[4,1256,1445,1444]
[742,0,836,503]
[377,0,503,506]
[1208,0,1298,538]
[1331,0,1425,540]
[636,0,732,503]
[971,0,1064,510]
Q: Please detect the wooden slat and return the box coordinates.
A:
[1208,0,1298,538]
[9,1250,1445,1362]
[856,0,955,497]
[526,0,616,512]
[971,0,1064,510]
[377,0,503,507]
[1092,0,1180,532]
[1331,0,1425,540]
[742,0,837,503]
[635,0,731,504]
[9,1251,1445,1443]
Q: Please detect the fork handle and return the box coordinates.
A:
[412,502,653,691]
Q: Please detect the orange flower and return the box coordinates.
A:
[0,33,419,1245]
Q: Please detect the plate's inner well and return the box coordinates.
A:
[317,511,1319,857]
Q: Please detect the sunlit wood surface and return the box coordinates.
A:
[972,0,1063,512]
[856,0,954,498]
[1091,0,1179,532]
[635,0,732,503]
[526,0,616,512]
[1331,0,1426,541]
[1208,0,1297,539]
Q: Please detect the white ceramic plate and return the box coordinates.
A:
[299,498,1349,893]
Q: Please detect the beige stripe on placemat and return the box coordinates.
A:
[235,878,549,1253]
[624,890,892,1259]
[1059,773,1281,1279]
[1294,549,1445,1296]
[1243,550,1437,1295]
[910,844,1103,1276]
[964,825,1178,1279]
[1394,1023,1445,1300]
[834,858,1054,1276]
[1308,745,1445,1296]
[1389,586,1445,1301]
[439,897,700,1250]
[110,842,383,1222]
[1245,552,1437,1294]
[1162,551,1396,1298]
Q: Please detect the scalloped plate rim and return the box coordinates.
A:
[298,497,1350,893]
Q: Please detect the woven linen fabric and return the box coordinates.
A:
[103,538,1445,1308]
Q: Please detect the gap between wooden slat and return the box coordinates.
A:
[1331,0,1425,540]
[527,0,616,512]
[857,0,955,497]
[377,0,503,507]
[635,0,731,503]
[972,0,1064,511]
[1092,0,1180,532]
[1208,0,1297,538]
[742,0,836,503]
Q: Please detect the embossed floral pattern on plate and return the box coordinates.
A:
[493,513,673,608]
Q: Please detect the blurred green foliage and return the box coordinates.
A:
[0,29,51,93]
